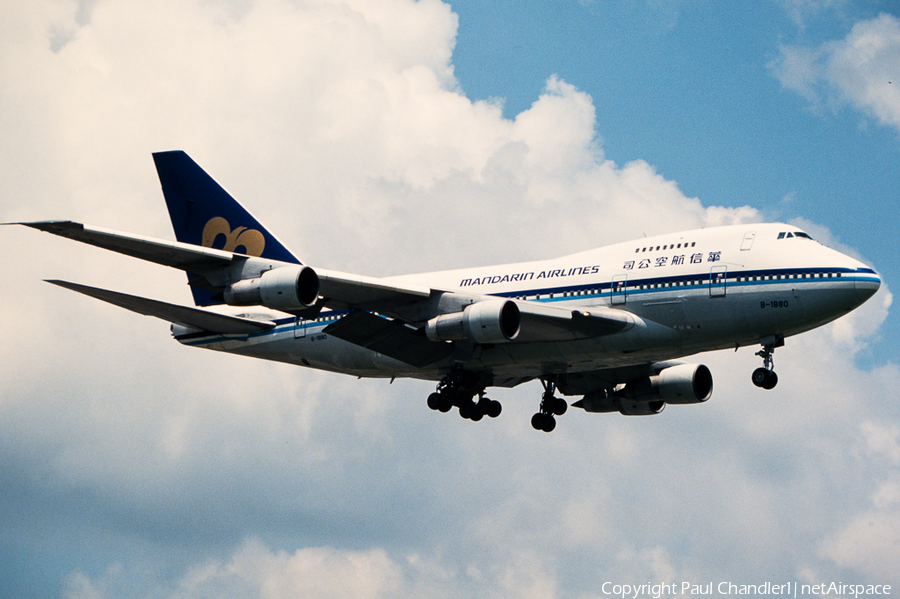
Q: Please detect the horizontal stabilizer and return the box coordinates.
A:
[324,310,453,367]
[47,280,275,335]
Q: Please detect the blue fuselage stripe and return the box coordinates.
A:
[176,266,876,346]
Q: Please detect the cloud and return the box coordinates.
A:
[64,540,406,599]
[771,13,900,132]
[0,0,896,597]
[776,0,850,30]
[62,538,570,599]
[817,422,900,581]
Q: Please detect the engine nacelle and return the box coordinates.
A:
[224,265,320,311]
[611,363,713,405]
[579,390,665,416]
[655,363,713,404]
[425,299,520,344]
[576,363,712,415]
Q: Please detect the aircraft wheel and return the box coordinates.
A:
[531,412,556,432]
[427,393,441,411]
[752,368,769,388]
[752,368,778,390]
[476,396,497,419]
[486,399,502,418]
[459,401,473,419]
[542,414,556,432]
[553,397,568,416]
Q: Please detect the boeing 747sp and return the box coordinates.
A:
[16,151,882,432]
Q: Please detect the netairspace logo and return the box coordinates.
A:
[600,581,893,599]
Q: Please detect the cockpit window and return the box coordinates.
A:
[777,231,814,240]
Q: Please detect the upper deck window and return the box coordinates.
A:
[634,241,696,253]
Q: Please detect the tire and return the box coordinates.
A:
[459,401,473,419]
[554,397,568,416]
[486,399,502,418]
[752,368,769,388]
[542,415,556,433]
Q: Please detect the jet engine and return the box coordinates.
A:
[425,299,521,344]
[576,363,712,416]
[224,265,320,311]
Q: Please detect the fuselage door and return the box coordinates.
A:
[740,231,756,251]
[710,265,727,297]
[611,274,627,305]
[294,316,307,338]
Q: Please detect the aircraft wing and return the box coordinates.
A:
[17,222,434,309]
[19,221,237,271]
[324,301,635,368]
[18,223,633,342]
[47,280,276,335]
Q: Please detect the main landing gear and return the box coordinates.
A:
[752,338,781,390]
[531,377,568,433]
[426,370,502,421]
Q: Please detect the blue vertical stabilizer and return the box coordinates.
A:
[152,150,300,305]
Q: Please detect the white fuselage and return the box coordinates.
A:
[175,223,880,383]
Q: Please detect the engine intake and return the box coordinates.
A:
[425,299,520,344]
[224,266,320,311]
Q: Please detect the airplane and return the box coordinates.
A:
[13,151,882,432]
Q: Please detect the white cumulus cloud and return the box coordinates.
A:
[771,13,900,132]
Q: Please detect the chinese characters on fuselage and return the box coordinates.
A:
[624,251,721,270]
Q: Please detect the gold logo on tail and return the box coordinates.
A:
[202,217,266,256]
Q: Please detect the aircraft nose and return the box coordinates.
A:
[855,271,881,303]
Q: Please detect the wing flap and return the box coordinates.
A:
[323,310,453,367]
[47,280,275,335]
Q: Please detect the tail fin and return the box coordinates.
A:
[152,150,301,305]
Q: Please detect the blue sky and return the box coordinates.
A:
[1,1,899,598]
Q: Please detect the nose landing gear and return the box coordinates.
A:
[752,336,782,390]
